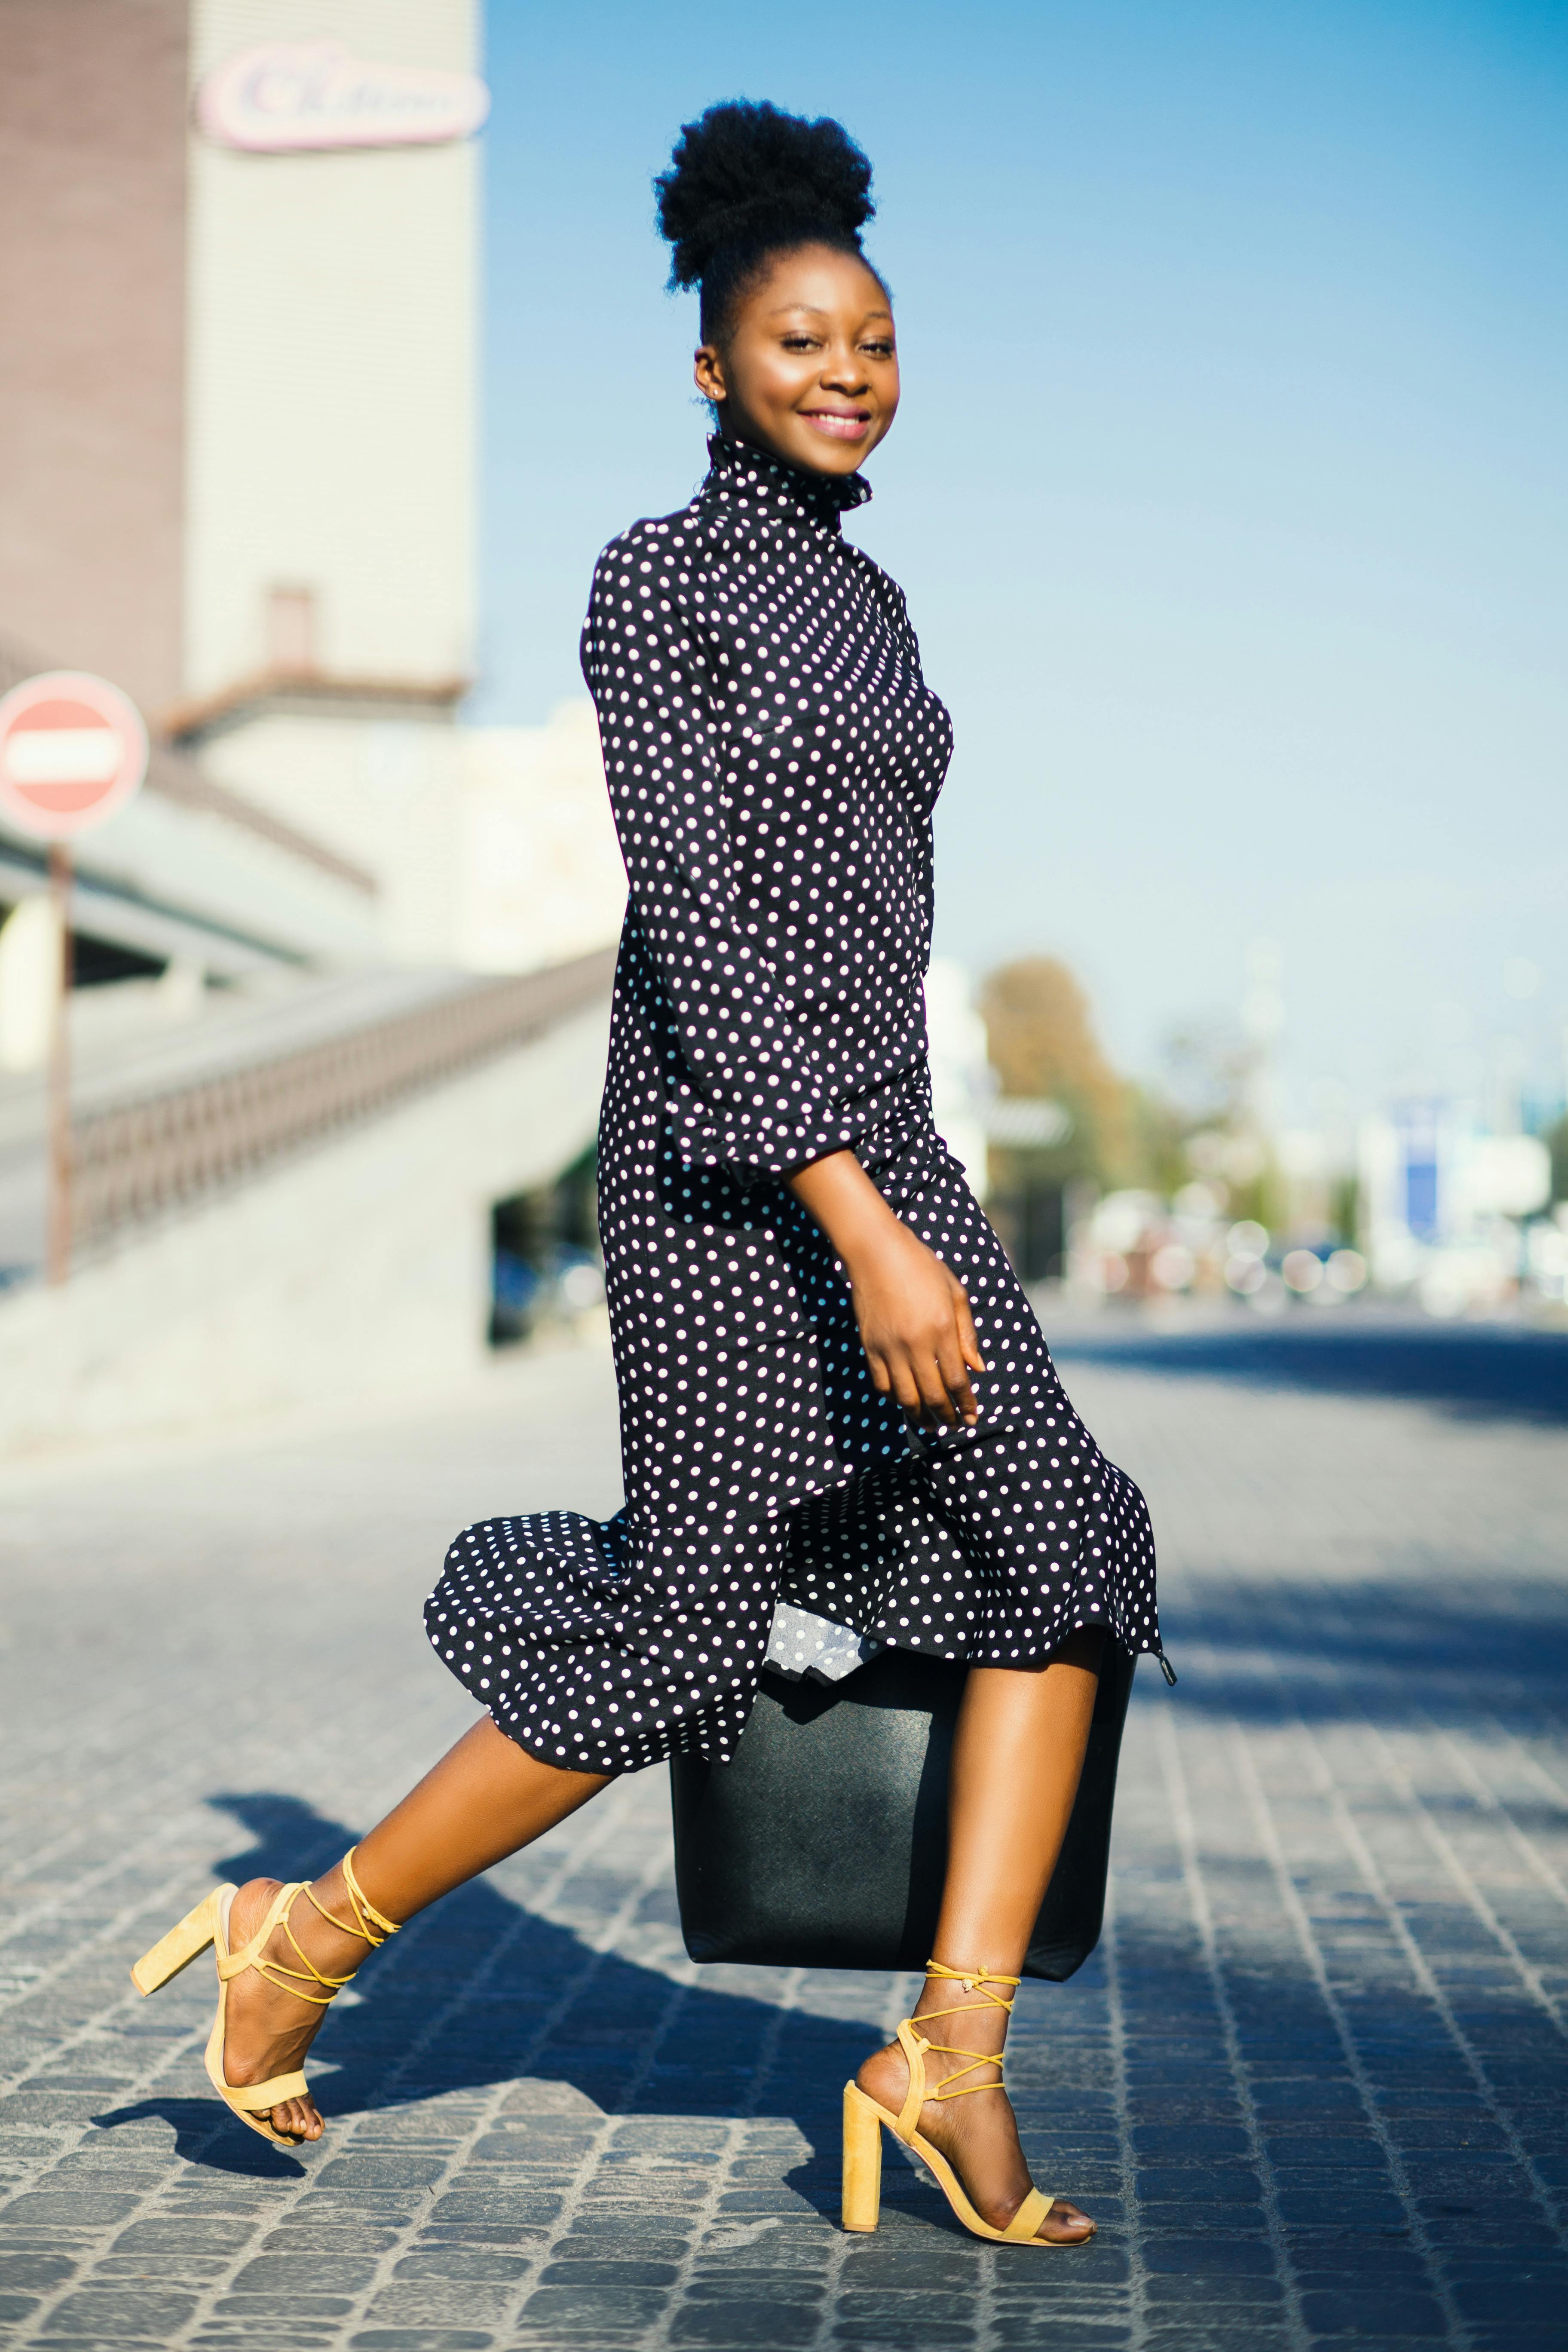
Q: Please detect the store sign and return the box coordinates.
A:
[197,40,490,153]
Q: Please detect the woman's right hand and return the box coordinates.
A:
[787,1149,986,1429]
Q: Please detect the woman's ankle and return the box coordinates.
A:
[295,1869,383,1978]
[912,1971,1013,2055]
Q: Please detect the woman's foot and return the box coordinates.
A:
[219,1871,373,2143]
[855,2001,1095,2245]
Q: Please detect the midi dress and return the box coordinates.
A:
[425,432,1166,1777]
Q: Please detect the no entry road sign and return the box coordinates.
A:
[0,671,149,843]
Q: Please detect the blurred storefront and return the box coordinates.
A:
[1360,1099,1557,1315]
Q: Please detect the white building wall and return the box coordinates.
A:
[199,708,466,963]
[458,704,628,974]
[924,958,992,1200]
[184,0,478,697]
[199,701,631,971]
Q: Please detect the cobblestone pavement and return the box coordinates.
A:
[0,1314,1565,2351]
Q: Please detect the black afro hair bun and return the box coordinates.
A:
[655,100,876,303]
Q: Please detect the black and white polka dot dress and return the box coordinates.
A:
[426,434,1164,1775]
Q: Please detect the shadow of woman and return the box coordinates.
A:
[91,1787,886,2214]
[1053,1321,1568,1426]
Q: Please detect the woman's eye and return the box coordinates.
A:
[782,336,819,352]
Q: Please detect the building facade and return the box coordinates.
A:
[1,1,624,977]
[175,0,485,960]
[0,0,190,715]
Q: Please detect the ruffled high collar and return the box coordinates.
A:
[701,431,873,530]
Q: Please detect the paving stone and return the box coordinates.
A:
[668,2303,820,2344]
[830,2321,981,2347]
[36,2286,199,2334]
[1299,2287,1451,2334]
[515,2279,669,2324]
[346,2335,494,2350]
[0,1321,1565,2349]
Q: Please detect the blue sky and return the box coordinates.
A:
[476,0,1567,1122]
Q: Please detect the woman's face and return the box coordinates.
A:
[694,244,898,477]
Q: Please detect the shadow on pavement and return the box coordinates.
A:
[89,1543,1568,2174]
[88,2095,310,2179]
[1161,1575,1568,1732]
[82,1743,1568,2326]
[84,1779,1568,2296]
[1052,1318,1568,1426]
[91,1790,879,2209]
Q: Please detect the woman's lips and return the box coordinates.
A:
[802,410,871,441]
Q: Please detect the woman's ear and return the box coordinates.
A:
[693,343,727,406]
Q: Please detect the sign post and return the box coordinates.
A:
[44,844,73,1286]
[0,672,150,1283]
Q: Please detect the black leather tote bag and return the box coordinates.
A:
[669,1641,1136,1980]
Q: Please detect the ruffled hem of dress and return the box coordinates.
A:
[424,1471,1166,1778]
[424,1508,780,1776]
[775,1443,1164,1677]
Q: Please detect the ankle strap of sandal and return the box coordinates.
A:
[240,1884,358,2010]
[294,1847,401,1980]
[226,1854,403,2013]
[337,1849,401,1945]
[925,1960,1020,1996]
[902,1960,1023,2112]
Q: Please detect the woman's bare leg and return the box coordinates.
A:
[223,1718,611,2141]
[857,1629,1104,2242]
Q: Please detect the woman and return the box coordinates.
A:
[132,101,1165,2251]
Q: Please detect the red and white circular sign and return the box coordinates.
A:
[0,671,149,842]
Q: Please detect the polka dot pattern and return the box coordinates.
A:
[425,434,1163,1776]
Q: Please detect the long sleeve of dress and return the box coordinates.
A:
[582,523,873,1179]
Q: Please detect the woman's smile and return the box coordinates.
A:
[802,407,872,441]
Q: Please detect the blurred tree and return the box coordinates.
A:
[980,957,1134,1186]
[1329,1171,1362,1248]
[980,958,1146,1274]
[1127,1085,1190,1199]
[1225,1159,1286,1236]
[1547,1111,1568,1204]
[1161,1017,1253,1129]
[1159,1017,1287,1233]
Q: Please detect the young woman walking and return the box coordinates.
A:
[132,101,1164,2250]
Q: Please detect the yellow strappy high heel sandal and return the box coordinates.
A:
[129,1847,399,2145]
[842,1961,1079,2246]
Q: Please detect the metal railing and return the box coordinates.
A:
[70,946,616,1256]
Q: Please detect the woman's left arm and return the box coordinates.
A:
[788,1148,984,1430]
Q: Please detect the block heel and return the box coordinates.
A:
[130,1888,226,1996]
[842,2081,885,2232]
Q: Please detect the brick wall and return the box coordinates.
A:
[0,0,188,710]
